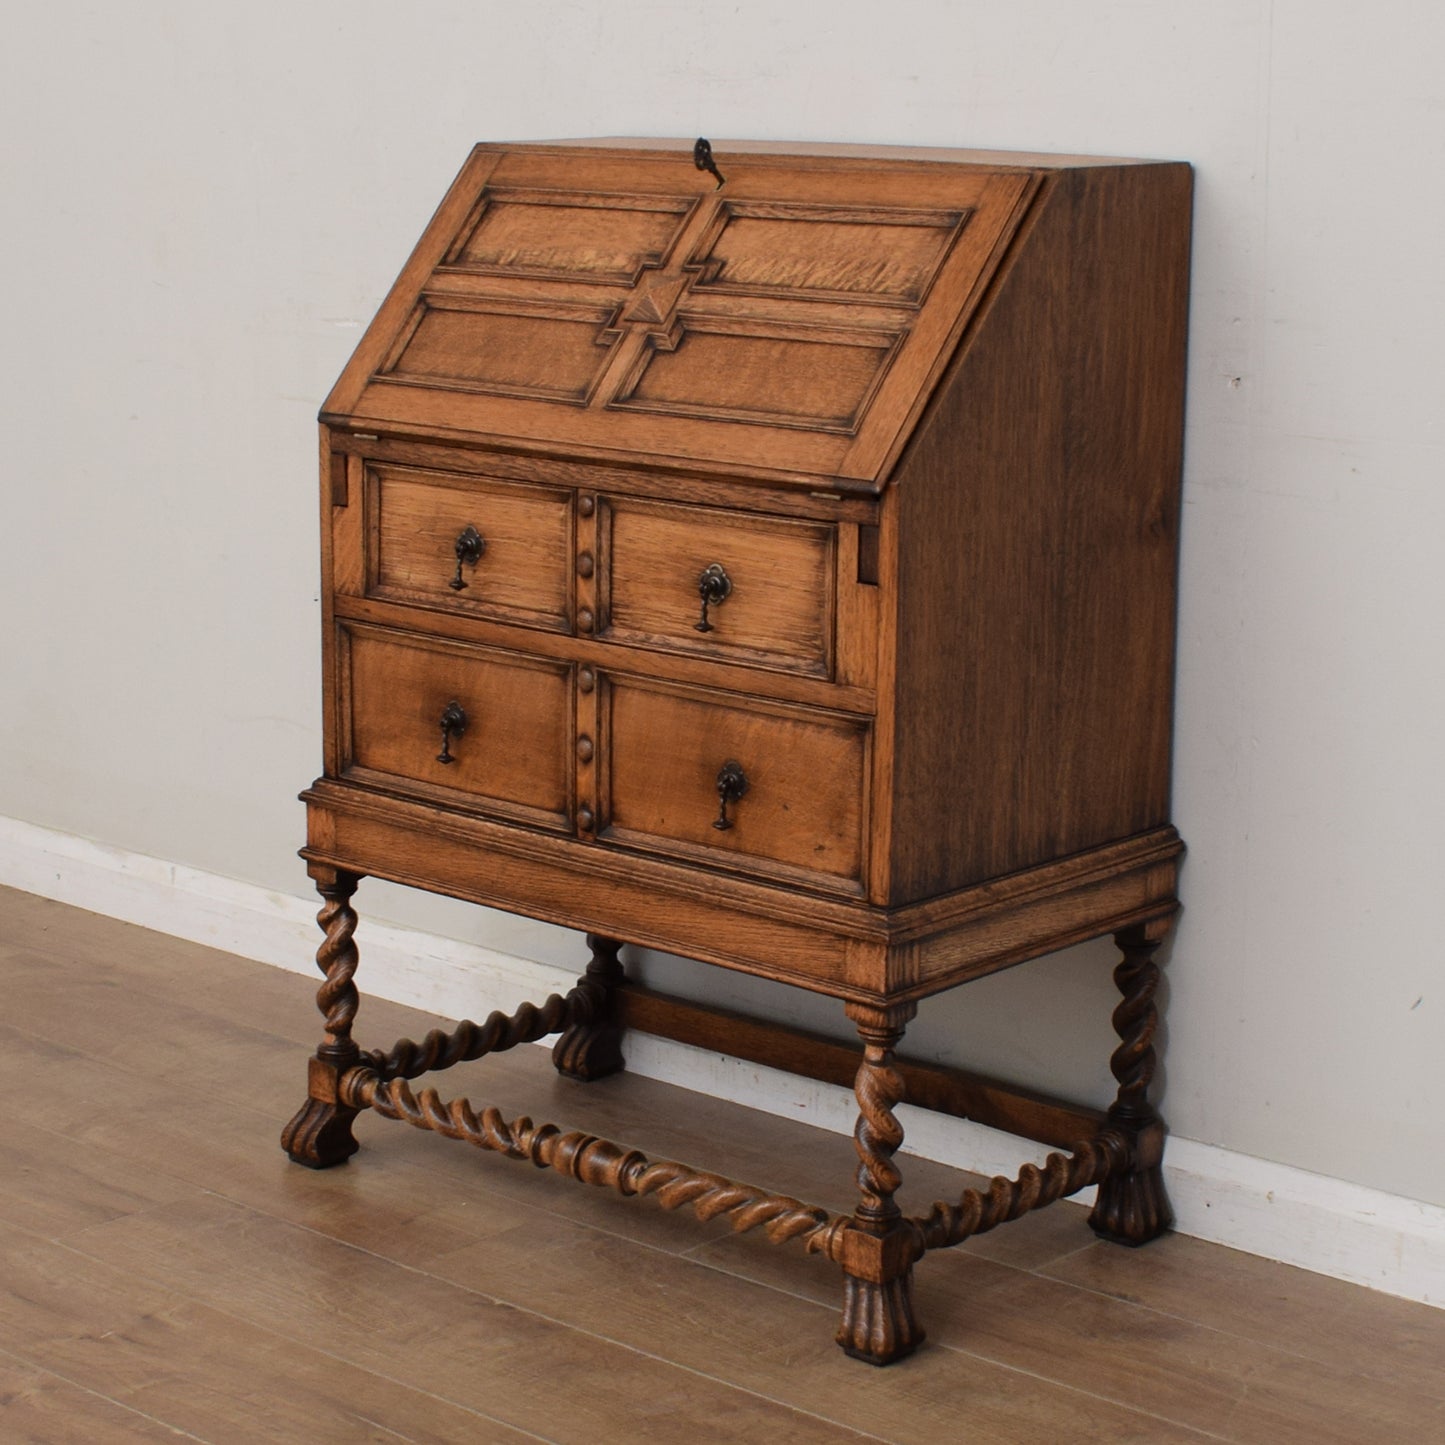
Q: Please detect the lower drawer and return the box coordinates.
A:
[339,623,573,831]
[599,674,869,893]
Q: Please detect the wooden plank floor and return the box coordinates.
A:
[2,885,1441,1443]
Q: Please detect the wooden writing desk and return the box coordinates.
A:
[283,138,1190,1363]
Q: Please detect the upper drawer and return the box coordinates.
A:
[363,463,573,632]
[599,673,868,893]
[602,496,835,677]
[339,622,573,832]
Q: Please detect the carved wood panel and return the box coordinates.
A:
[443,188,696,284]
[381,297,617,404]
[687,201,966,306]
[332,145,1038,482]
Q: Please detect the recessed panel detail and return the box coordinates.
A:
[445,189,695,284]
[691,202,968,306]
[613,321,898,432]
[384,299,614,403]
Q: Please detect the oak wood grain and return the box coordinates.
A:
[886,162,1191,900]
[341,622,574,830]
[616,982,1104,1149]
[692,1232,1445,1443]
[0,1116,193,1240]
[332,590,878,714]
[72,1194,875,1445]
[364,462,574,631]
[601,672,868,890]
[0,1351,193,1445]
[0,1228,533,1444]
[602,494,836,676]
[425,1207,1213,1444]
[1039,1235,1445,1405]
[327,430,883,520]
[323,142,1039,485]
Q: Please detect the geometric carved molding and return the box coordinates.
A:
[689,200,970,307]
[382,297,618,405]
[611,319,902,433]
[443,188,697,286]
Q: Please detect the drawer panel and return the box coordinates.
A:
[365,464,572,631]
[603,497,834,676]
[341,624,572,830]
[600,675,867,892]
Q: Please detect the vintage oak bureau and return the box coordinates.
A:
[283,137,1191,1364]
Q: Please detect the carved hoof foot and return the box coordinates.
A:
[1089,1162,1173,1246]
[837,1271,924,1366]
[552,1023,625,1082]
[281,1098,360,1169]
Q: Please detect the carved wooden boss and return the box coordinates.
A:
[284,138,1191,1365]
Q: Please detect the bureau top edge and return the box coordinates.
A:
[492,136,1188,171]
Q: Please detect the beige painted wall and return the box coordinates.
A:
[1,2,1440,1206]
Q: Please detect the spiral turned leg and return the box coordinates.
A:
[552,934,627,1082]
[837,1001,923,1366]
[282,867,364,1169]
[1089,917,1175,1246]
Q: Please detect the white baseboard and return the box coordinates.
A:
[3,813,1440,1309]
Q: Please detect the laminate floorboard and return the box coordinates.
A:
[2,885,1441,1443]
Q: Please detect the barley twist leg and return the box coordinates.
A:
[552,934,627,1082]
[1089,916,1175,1244]
[282,867,365,1168]
[836,1001,924,1366]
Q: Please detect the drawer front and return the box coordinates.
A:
[603,497,834,676]
[366,464,572,631]
[341,624,572,830]
[600,676,867,891]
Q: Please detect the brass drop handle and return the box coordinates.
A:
[450,525,486,591]
[713,760,748,830]
[436,700,467,764]
[695,562,732,632]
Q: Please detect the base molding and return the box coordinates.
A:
[3,812,1440,1310]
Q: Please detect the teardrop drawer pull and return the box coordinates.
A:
[450,525,486,591]
[695,562,732,633]
[713,760,748,830]
[436,700,467,764]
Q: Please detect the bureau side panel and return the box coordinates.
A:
[886,163,1192,901]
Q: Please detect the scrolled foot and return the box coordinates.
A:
[552,934,626,1082]
[552,1022,625,1082]
[281,1097,360,1169]
[837,1270,924,1366]
[1089,1163,1173,1246]
[1089,1122,1173,1245]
